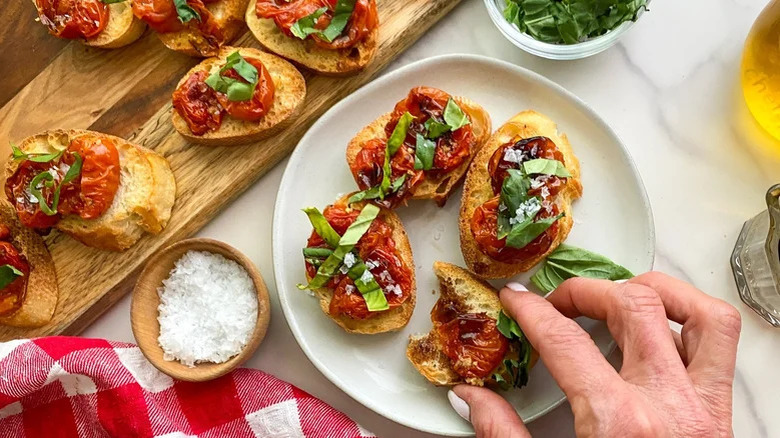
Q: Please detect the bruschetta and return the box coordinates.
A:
[33,0,145,49]
[5,129,176,252]
[0,201,58,328]
[132,0,249,57]
[407,261,537,387]
[459,110,583,279]
[346,86,491,209]
[171,46,306,145]
[246,0,379,75]
[298,195,416,334]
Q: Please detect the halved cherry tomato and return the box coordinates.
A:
[0,231,30,317]
[36,0,108,39]
[133,0,222,42]
[350,138,424,209]
[488,136,566,197]
[172,71,224,136]
[216,58,276,122]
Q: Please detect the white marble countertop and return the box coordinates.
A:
[84,0,779,436]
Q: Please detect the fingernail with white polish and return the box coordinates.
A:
[448,390,470,422]
[615,279,629,284]
[506,282,528,292]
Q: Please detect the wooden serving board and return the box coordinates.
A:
[0,0,461,340]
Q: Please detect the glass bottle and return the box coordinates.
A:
[742,0,780,141]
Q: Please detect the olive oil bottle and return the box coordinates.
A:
[742,0,780,141]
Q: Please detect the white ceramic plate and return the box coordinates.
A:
[272,54,655,436]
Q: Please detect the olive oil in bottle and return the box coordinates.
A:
[742,0,780,141]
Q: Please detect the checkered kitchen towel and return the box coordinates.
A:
[0,337,374,438]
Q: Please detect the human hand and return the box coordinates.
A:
[447,272,741,437]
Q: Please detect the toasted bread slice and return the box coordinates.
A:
[459,111,583,279]
[0,201,58,328]
[305,196,416,334]
[245,0,378,75]
[407,261,538,386]
[346,96,492,207]
[7,130,177,252]
[32,0,145,49]
[157,0,249,57]
[171,46,306,145]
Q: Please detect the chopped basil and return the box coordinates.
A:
[523,158,571,177]
[204,51,259,102]
[11,143,64,163]
[349,174,406,204]
[0,264,23,291]
[498,168,563,249]
[424,118,450,139]
[302,247,334,258]
[442,99,470,131]
[493,311,532,390]
[29,152,82,216]
[530,244,634,293]
[505,212,564,249]
[390,174,407,192]
[387,112,415,156]
[290,7,328,39]
[346,258,389,311]
[290,0,356,42]
[413,134,435,170]
[173,0,200,23]
[302,207,341,247]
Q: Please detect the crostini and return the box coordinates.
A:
[171,46,306,145]
[246,0,379,75]
[0,201,58,328]
[407,262,537,388]
[33,0,145,48]
[459,110,582,279]
[298,195,416,334]
[132,0,249,57]
[5,130,176,252]
[346,86,491,208]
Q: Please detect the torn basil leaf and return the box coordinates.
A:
[493,311,532,390]
[531,244,634,293]
[387,112,415,156]
[205,51,259,102]
[505,212,563,249]
[290,7,327,39]
[346,258,389,311]
[424,118,450,139]
[523,158,571,177]
[302,207,341,247]
[413,134,435,170]
[0,264,23,291]
[173,0,200,23]
[500,169,532,215]
[497,311,523,339]
[349,174,406,204]
[318,0,356,42]
[443,99,470,131]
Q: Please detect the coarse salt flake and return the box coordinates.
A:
[157,250,258,367]
[343,252,356,268]
[503,148,525,164]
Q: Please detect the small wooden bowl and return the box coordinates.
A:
[131,238,270,382]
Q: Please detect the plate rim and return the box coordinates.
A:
[272,53,656,436]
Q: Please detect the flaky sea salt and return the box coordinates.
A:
[157,250,258,367]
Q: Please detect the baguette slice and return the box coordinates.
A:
[407,261,538,386]
[245,0,378,75]
[0,201,58,328]
[305,196,416,334]
[158,0,250,57]
[6,130,176,252]
[32,0,145,49]
[171,46,306,145]
[459,110,583,279]
[346,96,492,207]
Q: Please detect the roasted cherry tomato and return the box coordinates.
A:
[36,0,108,39]
[133,0,222,42]
[5,136,121,229]
[386,86,475,174]
[172,71,224,136]
[470,196,560,265]
[0,227,30,317]
[350,138,424,209]
[488,136,566,196]
[256,0,378,50]
[432,300,508,379]
[216,58,276,122]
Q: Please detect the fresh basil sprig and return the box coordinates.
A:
[29,152,83,216]
[523,158,571,177]
[290,0,357,42]
[0,264,24,291]
[493,311,532,390]
[173,0,200,23]
[11,143,64,163]
[204,51,259,102]
[413,134,435,171]
[531,244,634,293]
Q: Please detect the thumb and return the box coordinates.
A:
[449,385,531,438]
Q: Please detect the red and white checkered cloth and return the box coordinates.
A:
[0,337,374,438]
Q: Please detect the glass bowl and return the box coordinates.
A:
[483,0,647,60]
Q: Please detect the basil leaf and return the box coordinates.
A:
[387,112,415,156]
[318,0,356,42]
[173,0,200,23]
[299,204,379,290]
[346,258,389,312]
[492,313,533,390]
[502,197,542,240]
[224,51,259,84]
[11,143,64,163]
[424,118,450,139]
[28,151,82,217]
[505,212,564,249]
[523,158,571,177]
[0,264,24,291]
[290,7,328,39]
[390,174,407,192]
[500,169,532,215]
[205,52,259,102]
[302,247,333,259]
[348,186,382,204]
[302,207,341,247]
[497,311,523,339]
[442,99,470,131]
[413,134,436,171]
[225,82,255,101]
[530,244,634,293]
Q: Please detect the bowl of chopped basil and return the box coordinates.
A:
[484,0,649,60]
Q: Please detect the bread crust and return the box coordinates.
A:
[406,261,538,386]
[6,129,176,252]
[345,96,492,207]
[245,0,378,75]
[459,110,583,279]
[0,201,58,328]
[305,195,416,334]
[171,46,307,146]
[32,0,145,49]
[158,0,250,57]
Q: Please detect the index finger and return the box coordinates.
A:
[499,285,623,402]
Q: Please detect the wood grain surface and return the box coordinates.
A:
[0,0,462,340]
